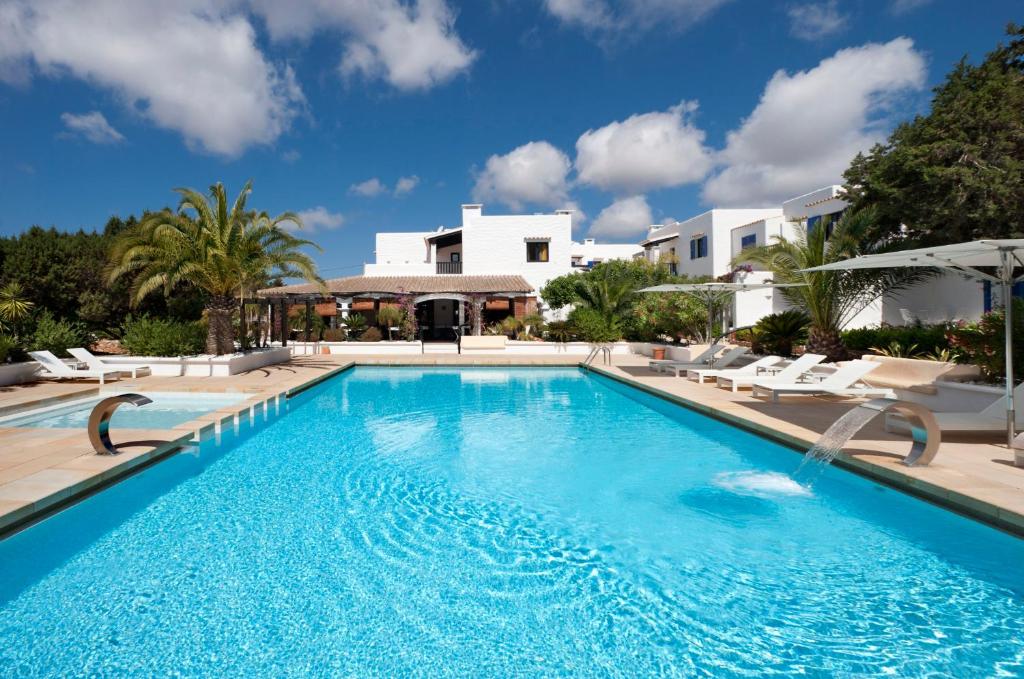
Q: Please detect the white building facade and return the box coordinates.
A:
[364,204,639,324]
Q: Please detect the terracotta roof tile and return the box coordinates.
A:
[259,274,534,297]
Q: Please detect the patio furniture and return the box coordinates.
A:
[28,350,121,385]
[654,346,749,377]
[648,343,723,373]
[885,382,1024,436]
[715,353,826,392]
[69,347,152,379]
[686,355,783,384]
[751,360,895,402]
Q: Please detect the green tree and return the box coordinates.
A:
[734,209,925,361]
[108,181,322,355]
[843,24,1024,244]
[570,268,639,341]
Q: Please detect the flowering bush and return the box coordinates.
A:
[946,300,1024,382]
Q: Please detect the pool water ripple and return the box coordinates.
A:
[1,367,1023,676]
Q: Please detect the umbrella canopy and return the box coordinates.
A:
[802,239,1024,451]
[638,282,805,342]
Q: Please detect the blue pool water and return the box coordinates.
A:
[1,367,1022,676]
[1,392,248,429]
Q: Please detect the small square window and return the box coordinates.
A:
[740,234,756,250]
[526,241,549,262]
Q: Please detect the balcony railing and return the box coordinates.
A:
[436,261,462,274]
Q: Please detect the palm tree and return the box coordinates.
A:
[108,181,322,355]
[734,208,925,361]
[376,305,404,340]
[0,282,33,335]
[575,269,637,340]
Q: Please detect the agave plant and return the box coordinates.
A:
[870,341,922,358]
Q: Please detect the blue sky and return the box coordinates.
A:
[0,0,1017,277]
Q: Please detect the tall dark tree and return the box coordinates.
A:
[843,24,1024,244]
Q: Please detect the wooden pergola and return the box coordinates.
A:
[257,274,536,341]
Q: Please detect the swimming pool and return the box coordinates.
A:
[1,367,1022,675]
[0,391,248,429]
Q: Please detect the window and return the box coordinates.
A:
[526,241,549,262]
[689,235,708,260]
[740,234,757,250]
[668,247,678,276]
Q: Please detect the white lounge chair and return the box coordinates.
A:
[69,347,151,379]
[716,353,826,392]
[648,343,724,373]
[886,382,1024,436]
[655,346,750,377]
[687,355,783,384]
[751,359,895,402]
[28,350,120,385]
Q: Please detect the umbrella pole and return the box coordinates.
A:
[1001,250,1017,452]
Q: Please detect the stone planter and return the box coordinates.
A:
[0,361,42,386]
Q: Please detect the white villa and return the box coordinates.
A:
[261,204,640,340]
[638,185,986,329]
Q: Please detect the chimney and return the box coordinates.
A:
[461,203,482,225]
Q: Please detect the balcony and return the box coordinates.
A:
[436,261,462,274]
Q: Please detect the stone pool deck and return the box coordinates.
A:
[0,353,1022,537]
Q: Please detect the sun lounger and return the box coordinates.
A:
[648,343,724,373]
[29,350,120,385]
[886,382,1024,436]
[716,353,826,392]
[751,360,895,402]
[687,355,783,384]
[69,347,152,379]
[654,346,750,377]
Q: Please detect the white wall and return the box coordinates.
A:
[671,209,783,278]
[882,273,985,325]
[782,185,846,221]
[571,239,641,266]
[461,209,573,299]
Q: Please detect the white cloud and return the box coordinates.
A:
[575,101,714,194]
[787,1,848,40]
[589,195,652,238]
[290,206,345,232]
[394,175,420,196]
[0,0,304,157]
[349,177,387,197]
[472,141,572,210]
[890,0,932,14]
[251,0,476,90]
[702,38,926,206]
[60,111,124,144]
[281,149,301,163]
[543,0,729,40]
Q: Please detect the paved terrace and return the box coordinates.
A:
[0,353,1022,537]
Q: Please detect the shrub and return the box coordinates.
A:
[359,326,383,342]
[841,324,950,356]
[753,310,809,357]
[121,316,206,356]
[0,334,18,363]
[321,328,347,341]
[30,311,88,357]
[947,300,1024,382]
[568,306,621,342]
